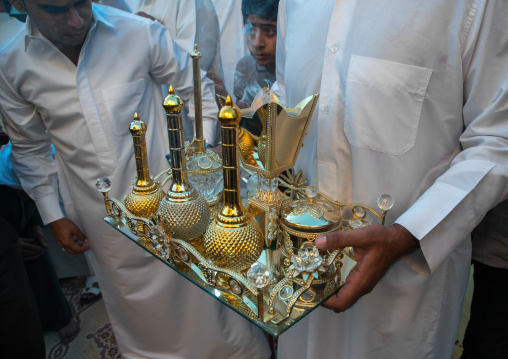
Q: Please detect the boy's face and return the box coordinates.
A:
[244,15,277,73]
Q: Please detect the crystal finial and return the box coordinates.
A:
[377,194,394,210]
[96,177,112,193]
[306,186,318,199]
[247,263,272,288]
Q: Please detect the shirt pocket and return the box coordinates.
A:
[344,55,432,155]
[102,78,145,138]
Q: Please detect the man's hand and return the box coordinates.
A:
[316,223,419,312]
[49,218,90,254]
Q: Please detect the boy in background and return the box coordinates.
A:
[234,0,279,108]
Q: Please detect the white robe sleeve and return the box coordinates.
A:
[0,71,63,225]
[396,1,508,275]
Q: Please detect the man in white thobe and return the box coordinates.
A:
[0,1,270,358]
[272,0,508,358]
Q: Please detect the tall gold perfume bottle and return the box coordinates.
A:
[123,114,165,218]
[157,87,210,241]
[204,96,264,271]
[186,45,223,206]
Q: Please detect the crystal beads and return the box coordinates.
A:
[247,263,272,288]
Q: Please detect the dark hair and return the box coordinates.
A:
[241,0,280,23]
[2,0,12,13]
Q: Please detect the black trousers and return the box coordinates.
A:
[0,217,45,358]
[461,260,508,359]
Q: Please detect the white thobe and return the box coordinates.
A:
[273,0,508,358]
[0,5,269,359]
[136,0,224,145]
[212,0,249,97]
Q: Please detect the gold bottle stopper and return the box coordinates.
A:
[157,87,210,241]
[191,44,206,154]
[124,113,165,218]
[204,96,264,271]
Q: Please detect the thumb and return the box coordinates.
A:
[315,230,362,250]
[315,231,349,251]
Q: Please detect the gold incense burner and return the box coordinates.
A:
[97,84,395,338]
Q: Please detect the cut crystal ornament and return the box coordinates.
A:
[229,278,243,295]
[377,194,394,211]
[351,219,369,229]
[300,289,316,302]
[247,263,272,288]
[187,154,223,202]
[352,206,366,219]
[279,285,294,300]
[261,178,279,192]
[305,186,318,199]
[247,173,262,197]
[266,208,279,243]
[177,247,189,262]
[291,244,323,272]
[96,177,112,192]
[197,156,213,169]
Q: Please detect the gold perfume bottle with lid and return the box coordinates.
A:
[156,87,210,241]
[123,113,165,218]
[204,96,264,271]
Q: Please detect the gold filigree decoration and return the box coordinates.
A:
[279,170,307,199]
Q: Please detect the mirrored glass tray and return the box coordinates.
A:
[104,216,356,338]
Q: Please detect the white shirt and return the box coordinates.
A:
[0,14,24,190]
[0,5,270,359]
[273,0,508,358]
[136,0,224,144]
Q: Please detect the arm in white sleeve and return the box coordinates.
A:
[147,20,219,146]
[0,72,63,225]
[396,1,508,275]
